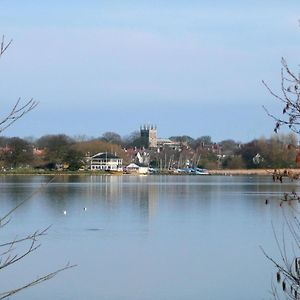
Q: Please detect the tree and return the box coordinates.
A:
[238,140,261,168]
[123,131,148,148]
[63,148,84,171]
[101,131,122,145]
[263,57,300,299]
[222,155,245,169]
[73,139,124,158]
[5,137,34,167]
[219,139,239,156]
[263,58,300,135]
[0,36,74,299]
[0,37,37,132]
[36,134,74,165]
[169,135,195,147]
[190,135,213,149]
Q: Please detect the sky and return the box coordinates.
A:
[0,0,299,142]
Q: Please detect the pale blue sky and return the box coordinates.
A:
[0,0,299,142]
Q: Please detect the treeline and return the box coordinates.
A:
[0,132,297,171]
[222,134,298,169]
[0,134,124,171]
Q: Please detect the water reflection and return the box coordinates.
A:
[0,175,299,300]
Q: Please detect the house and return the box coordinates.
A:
[126,163,149,174]
[89,152,123,171]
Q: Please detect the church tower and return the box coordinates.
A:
[140,124,157,148]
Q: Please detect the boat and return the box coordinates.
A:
[195,168,210,175]
[175,168,210,175]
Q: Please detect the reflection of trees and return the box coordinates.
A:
[0,176,45,211]
[38,176,159,223]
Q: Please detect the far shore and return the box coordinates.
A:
[0,168,299,176]
[209,168,300,176]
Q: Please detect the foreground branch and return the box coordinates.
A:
[0,263,76,299]
[0,98,39,133]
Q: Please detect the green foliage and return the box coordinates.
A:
[197,151,219,169]
[238,140,261,168]
[222,155,246,169]
[2,137,33,167]
[36,134,74,164]
[237,134,297,169]
[0,132,296,171]
[63,149,84,171]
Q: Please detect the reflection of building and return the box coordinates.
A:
[140,125,157,148]
[89,152,123,171]
[135,179,158,221]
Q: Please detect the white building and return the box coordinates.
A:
[126,163,149,174]
[90,153,123,171]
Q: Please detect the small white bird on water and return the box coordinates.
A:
[63,210,67,215]
[83,207,87,211]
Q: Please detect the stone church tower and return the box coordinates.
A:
[140,125,157,148]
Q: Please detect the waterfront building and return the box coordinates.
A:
[125,163,149,174]
[89,152,123,171]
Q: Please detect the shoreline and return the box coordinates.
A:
[0,168,299,176]
[208,169,292,176]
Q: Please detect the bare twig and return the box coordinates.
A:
[0,36,12,58]
[0,32,74,299]
[0,263,76,299]
[0,98,39,133]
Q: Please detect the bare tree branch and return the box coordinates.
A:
[0,36,12,59]
[263,59,300,135]
[0,33,74,299]
[0,98,39,133]
[0,263,76,300]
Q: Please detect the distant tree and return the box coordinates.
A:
[74,139,124,158]
[222,155,246,169]
[72,134,90,142]
[101,131,122,145]
[258,134,297,169]
[0,136,10,147]
[123,131,148,148]
[238,140,262,168]
[4,137,34,167]
[196,151,219,169]
[37,134,74,149]
[192,136,213,149]
[36,134,74,164]
[63,148,84,171]
[219,139,239,156]
[169,135,195,146]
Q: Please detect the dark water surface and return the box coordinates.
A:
[0,175,297,300]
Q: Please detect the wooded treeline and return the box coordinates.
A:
[0,131,297,171]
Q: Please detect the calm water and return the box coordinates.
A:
[0,175,298,300]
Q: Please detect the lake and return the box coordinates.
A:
[0,175,297,300]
